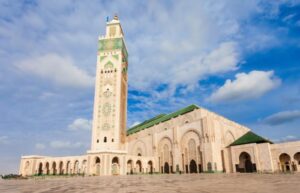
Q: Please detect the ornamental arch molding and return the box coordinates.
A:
[158,136,173,152]
[131,140,148,156]
[180,129,202,173]
[158,136,173,173]
[180,129,202,148]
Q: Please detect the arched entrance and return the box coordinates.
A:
[189,160,197,173]
[66,161,70,174]
[95,157,100,175]
[279,153,291,172]
[52,162,57,175]
[74,160,79,174]
[294,152,300,171]
[148,161,153,174]
[180,131,202,174]
[112,157,120,175]
[136,160,142,173]
[164,162,170,173]
[45,162,50,175]
[59,161,63,175]
[158,137,173,174]
[127,160,133,174]
[82,160,87,175]
[239,152,254,173]
[24,161,30,176]
[38,163,43,175]
[294,152,300,165]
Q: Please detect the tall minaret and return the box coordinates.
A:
[90,15,128,152]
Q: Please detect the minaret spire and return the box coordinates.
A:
[90,15,128,152]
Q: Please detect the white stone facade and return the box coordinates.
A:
[19,16,300,176]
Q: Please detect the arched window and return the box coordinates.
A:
[294,152,300,165]
[112,157,119,164]
[104,137,107,143]
[95,157,100,164]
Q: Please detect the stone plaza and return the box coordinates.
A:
[1,173,300,193]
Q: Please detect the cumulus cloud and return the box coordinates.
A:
[35,143,45,150]
[167,41,240,88]
[68,118,92,131]
[16,53,94,88]
[50,140,84,149]
[263,110,300,125]
[208,70,281,103]
[0,136,9,144]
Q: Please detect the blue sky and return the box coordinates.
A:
[0,0,300,174]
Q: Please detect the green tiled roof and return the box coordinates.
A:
[230,131,273,146]
[127,104,199,135]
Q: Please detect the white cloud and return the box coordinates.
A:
[169,41,239,87]
[35,143,45,150]
[0,136,8,144]
[209,70,281,103]
[50,140,84,149]
[130,121,141,128]
[263,110,300,125]
[68,118,92,131]
[16,53,94,88]
[273,135,299,143]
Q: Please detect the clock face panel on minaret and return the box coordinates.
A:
[90,17,128,152]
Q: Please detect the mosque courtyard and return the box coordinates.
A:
[1,173,299,193]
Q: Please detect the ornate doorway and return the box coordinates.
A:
[164,162,170,173]
[189,160,197,173]
[239,152,254,173]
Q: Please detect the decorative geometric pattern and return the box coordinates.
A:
[99,38,123,51]
[100,56,107,61]
[112,55,119,60]
[102,103,112,116]
[102,123,110,131]
[103,90,112,98]
[98,38,128,59]
[104,61,114,69]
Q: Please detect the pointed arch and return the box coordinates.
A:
[158,136,173,173]
[180,129,202,173]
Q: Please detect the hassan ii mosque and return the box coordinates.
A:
[19,15,300,176]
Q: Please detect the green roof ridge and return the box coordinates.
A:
[230,131,273,146]
[127,114,166,134]
[127,104,199,135]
